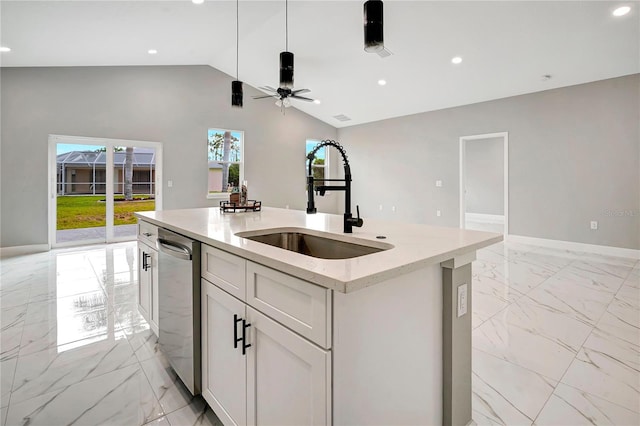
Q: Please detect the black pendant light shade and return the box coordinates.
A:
[231,0,243,108]
[279,51,294,89]
[364,0,384,52]
[231,80,243,108]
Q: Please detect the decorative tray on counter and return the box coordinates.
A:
[220,200,262,213]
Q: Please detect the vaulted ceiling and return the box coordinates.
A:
[1,0,638,127]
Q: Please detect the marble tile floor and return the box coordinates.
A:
[473,241,640,425]
[1,242,221,426]
[1,240,638,425]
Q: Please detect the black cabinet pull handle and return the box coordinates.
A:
[242,320,252,355]
[234,314,243,348]
[142,252,151,271]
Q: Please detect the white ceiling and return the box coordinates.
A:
[1,0,638,128]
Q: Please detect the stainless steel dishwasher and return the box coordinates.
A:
[156,228,201,395]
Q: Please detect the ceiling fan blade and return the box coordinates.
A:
[292,88,310,95]
[259,86,278,93]
[290,95,314,102]
[253,95,278,99]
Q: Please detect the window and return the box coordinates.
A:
[208,129,243,197]
[306,139,328,187]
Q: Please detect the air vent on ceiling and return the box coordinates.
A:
[376,48,393,59]
[333,114,352,122]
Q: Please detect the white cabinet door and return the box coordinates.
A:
[149,249,159,336]
[202,280,247,426]
[137,243,151,323]
[246,307,331,426]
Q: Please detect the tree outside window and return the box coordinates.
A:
[306,140,328,188]
[208,129,243,194]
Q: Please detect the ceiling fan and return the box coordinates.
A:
[253,0,316,108]
[253,85,314,108]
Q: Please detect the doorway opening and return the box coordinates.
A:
[48,135,163,248]
[459,132,508,235]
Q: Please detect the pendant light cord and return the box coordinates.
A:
[285,0,288,51]
[236,0,239,80]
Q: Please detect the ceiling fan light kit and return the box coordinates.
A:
[364,0,384,52]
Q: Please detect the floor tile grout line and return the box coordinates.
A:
[473,243,600,424]
[529,325,593,423]
[552,381,640,416]
[539,277,634,421]
[8,336,141,398]
[133,342,170,423]
[473,252,569,328]
[5,352,144,421]
[473,346,560,387]
[136,344,173,421]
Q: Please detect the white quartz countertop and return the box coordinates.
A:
[135,207,502,293]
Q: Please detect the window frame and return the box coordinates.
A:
[207,128,244,200]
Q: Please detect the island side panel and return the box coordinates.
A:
[442,262,473,426]
[332,264,443,425]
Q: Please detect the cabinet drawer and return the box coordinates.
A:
[202,244,247,300]
[138,221,158,247]
[247,262,331,349]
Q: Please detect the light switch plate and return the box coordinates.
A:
[435,180,443,187]
[457,284,468,317]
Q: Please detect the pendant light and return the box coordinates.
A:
[364,0,384,53]
[231,0,243,108]
[279,0,294,89]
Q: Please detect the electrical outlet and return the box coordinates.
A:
[590,221,598,230]
[167,180,173,188]
[436,210,441,217]
[391,206,396,213]
[457,284,468,317]
[285,204,289,209]
[379,204,383,211]
[435,180,442,187]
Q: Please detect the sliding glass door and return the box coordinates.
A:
[112,145,156,241]
[50,136,162,247]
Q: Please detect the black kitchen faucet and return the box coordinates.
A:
[306,140,363,233]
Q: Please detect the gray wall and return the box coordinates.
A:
[465,137,504,216]
[0,66,338,247]
[338,74,640,250]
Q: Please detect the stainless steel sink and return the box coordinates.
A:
[236,229,392,260]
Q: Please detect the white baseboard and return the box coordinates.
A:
[0,244,50,258]
[466,213,505,225]
[507,235,640,260]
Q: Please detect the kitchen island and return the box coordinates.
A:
[136,207,501,426]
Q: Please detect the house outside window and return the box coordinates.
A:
[306,139,328,187]
[208,129,243,197]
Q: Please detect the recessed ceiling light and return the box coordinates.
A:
[192,0,205,5]
[451,56,463,64]
[313,99,321,105]
[148,49,158,55]
[613,6,631,16]
[377,79,387,86]
[0,46,11,53]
